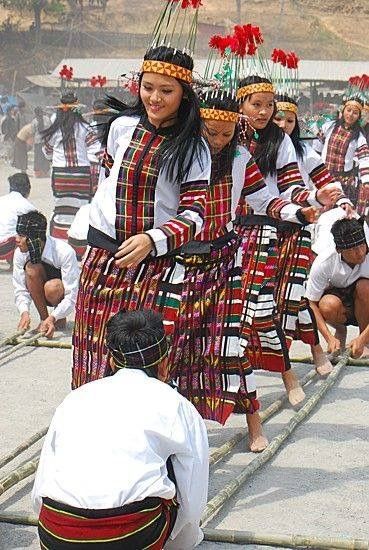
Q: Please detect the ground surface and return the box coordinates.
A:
[1,163,369,549]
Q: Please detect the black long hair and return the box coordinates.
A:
[275,93,305,160]
[200,91,239,183]
[103,46,206,186]
[42,92,89,151]
[238,75,284,177]
[334,98,365,144]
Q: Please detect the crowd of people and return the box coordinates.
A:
[1,2,369,548]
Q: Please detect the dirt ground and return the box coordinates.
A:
[1,162,369,549]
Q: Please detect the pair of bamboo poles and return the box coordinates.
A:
[1,351,368,548]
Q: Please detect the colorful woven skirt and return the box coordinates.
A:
[38,496,177,549]
[51,166,92,241]
[275,227,318,348]
[237,222,291,374]
[0,236,16,263]
[72,247,182,389]
[169,234,259,425]
[68,236,87,262]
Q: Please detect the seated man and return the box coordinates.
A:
[13,211,79,338]
[0,173,35,265]
[306,217,369,359]
[32,309,209,549]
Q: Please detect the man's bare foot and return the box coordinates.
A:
[246,412,268,453]
[282,370,305,406]
[311,344,333,376]
[55,318,67,330]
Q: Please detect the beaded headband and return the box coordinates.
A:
[276,101,298,115]
[141,60,192,83]
[57,103,80,112]
[237,82,275,100]
[343,99,363,112]
[200,108,239,123]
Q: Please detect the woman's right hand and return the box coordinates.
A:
[300,206,320,224]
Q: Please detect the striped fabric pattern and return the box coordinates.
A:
[309,163,334,189]
[275,227,318,347]
[277,162,305,195]
[72,247,183,388]
[195,174,232,241]
[38,497,177,549]
[266,197,292,218]
[170,235,259,424]
[325,125,351,174]
[237,223,291,373]
[243,158,266,196]
[0,236,16,262]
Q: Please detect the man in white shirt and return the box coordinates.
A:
[13,211,79,338]
[0,173,34,264]
[32,309,209,549]
[306,217,369,358]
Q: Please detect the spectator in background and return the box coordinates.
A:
[31,107,51,178]
[1,105,18,164]
[13,122,34,172]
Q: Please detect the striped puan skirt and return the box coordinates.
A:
[38,496,177,549]
[72,246,183,389]
[169,233,259,425]
[275,226,318,348]
[237,221,291,374]
[51,166,92,241]
[0,236,16,262]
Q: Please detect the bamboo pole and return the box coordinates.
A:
[209,369,316,467]
[0,512,38,527]
[0,330,24,348]
[0,458,40,496]
[0,334,44,365]
[6,338,72,350]
[291,356,369,367]
[0,428,47,470]
[202,353,349,525]
[203,528,369,549]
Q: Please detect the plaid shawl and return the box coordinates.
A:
[325,124,352,174]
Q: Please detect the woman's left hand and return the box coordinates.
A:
[115,234,154,268]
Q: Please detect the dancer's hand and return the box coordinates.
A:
[39,316,55,339]
[326,335,341,354]
[115,234,154,268]
[18,312,30,331]
[317,186,342,206]
[340,203,355,218]
[348,335,366,359]
[301,206,319,224]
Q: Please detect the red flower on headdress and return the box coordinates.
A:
[173,0,202,7]
[247,42,257,56]
[286,52,299,70]
[209,35,222,50]
[59,64,73,80]
[97,75,107,87]
[90,76,98,88]
[271,48,287,66]
[233,23,263,57]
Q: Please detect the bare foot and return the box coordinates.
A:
[282,370,305,406]
[246,412,269,453]
[311,344,333,376]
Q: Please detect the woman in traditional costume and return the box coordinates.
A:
[170,38,314,450]
[316,80,369,217]
[72,0,211,389]
[42,92,100,241]
[236,64,337,405]
[274,93,354,371]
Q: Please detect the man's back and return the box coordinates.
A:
[0,191,35,240]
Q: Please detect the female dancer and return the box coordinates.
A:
[237,76,338,405]
[42,92,100,241]
[274,94,352,371]
[170,89,315,450]
[72,45,211,388]
[316,96,369,217]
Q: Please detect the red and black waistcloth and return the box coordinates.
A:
[38,495,178,549]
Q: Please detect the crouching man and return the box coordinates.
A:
[13,211,79,338]
[306,217,369,359]
[32,309,209,549]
